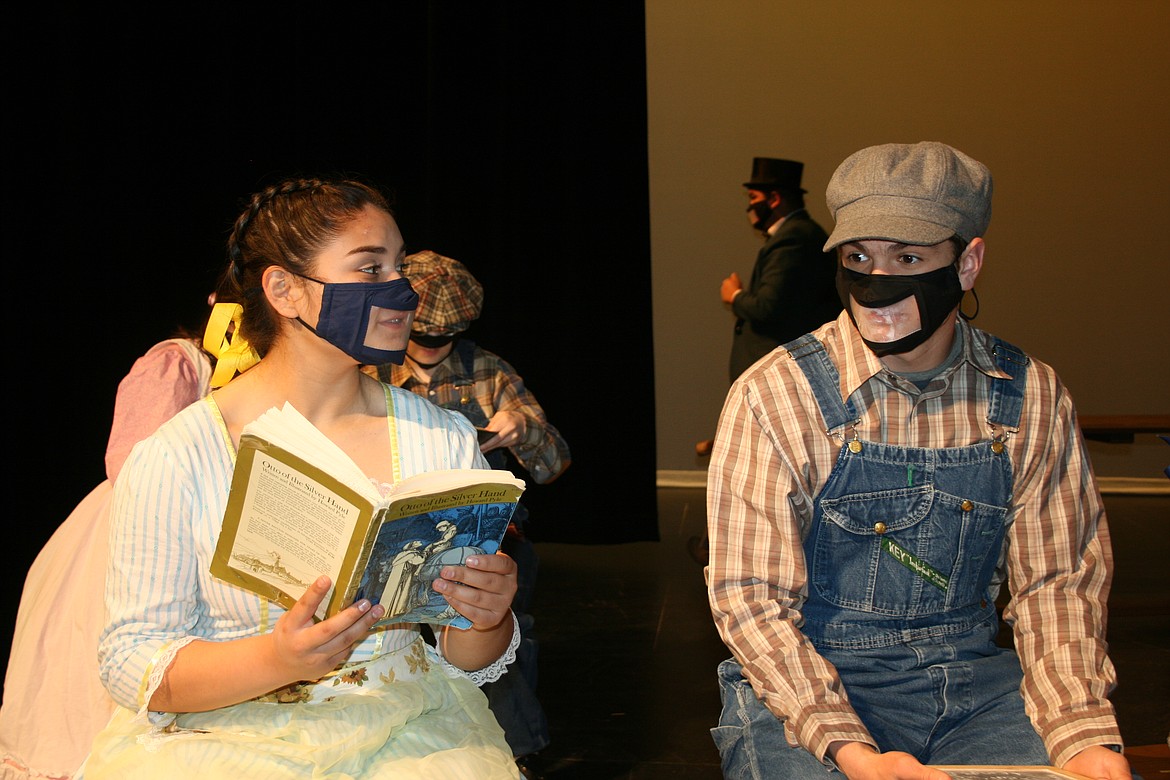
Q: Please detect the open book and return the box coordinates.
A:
[209,402,525,629]
[930,767,1091,779]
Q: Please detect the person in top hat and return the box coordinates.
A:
[720,156,841,384]
[706,142,1132,779]
[366,250,571,779]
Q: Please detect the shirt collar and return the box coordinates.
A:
[766,207,806,237]
[833,310,885,398]
[957,317,1013,380]
[387,361,415,386]
[833,313,1011,401]
[393,351,463,387]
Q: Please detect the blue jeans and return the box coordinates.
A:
[713,653,1050,779]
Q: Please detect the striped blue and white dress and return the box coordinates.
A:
[78,385,520,779]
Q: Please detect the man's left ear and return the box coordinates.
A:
[958,238,985,291]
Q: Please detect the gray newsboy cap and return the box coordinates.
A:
[823,141,993,250]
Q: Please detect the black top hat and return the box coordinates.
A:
[744,157,806,193]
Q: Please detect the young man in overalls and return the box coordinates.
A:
[365,250,571,780]
[705,142,1132,780]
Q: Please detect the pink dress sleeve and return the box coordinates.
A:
[104,339,212,482]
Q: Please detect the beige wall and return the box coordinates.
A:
[646,0,1170,473]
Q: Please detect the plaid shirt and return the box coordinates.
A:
[366,341,570,486]
[706,311,1121,766]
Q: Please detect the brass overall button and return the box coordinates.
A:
[848,440,863,453]
[873,522,887,535]
[991,441,1005,454]
[961,499,974,512]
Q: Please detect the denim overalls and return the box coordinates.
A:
[713,333,1050,778]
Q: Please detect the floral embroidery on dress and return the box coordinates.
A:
[333,665,369,687]
[405,640,431,675]
[254,682,313,704]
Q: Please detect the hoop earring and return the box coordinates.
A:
[959,288,980,321]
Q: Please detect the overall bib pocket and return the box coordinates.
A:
[815,485,1008,617]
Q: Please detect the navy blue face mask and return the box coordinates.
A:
[296,276,420,365]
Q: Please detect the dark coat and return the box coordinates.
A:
[729,210,842,382]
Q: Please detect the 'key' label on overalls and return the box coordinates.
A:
[881,537,950,592]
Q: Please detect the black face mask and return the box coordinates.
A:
[836,262,965,356]
[409,331,460,349]
[747,200,773,230]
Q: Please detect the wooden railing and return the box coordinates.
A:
[1078,414,1170,443]
[1078,415,1169,495]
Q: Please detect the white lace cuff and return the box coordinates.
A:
[438,611,520,686]
[139,635,200,729]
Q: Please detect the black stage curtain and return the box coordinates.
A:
[5,3,655,674]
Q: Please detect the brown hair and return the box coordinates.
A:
[217,177,393,356]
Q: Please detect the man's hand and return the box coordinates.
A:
[721,272,743,305]
[830,741,953,780]
[479,410,527,453]
[1062,744,1132,780]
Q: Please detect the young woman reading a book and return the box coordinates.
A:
[78,177,522,779]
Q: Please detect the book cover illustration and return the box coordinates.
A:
[351,496,515,629]
[228,549,309,589]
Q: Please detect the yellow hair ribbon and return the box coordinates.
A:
[203,302,261,388]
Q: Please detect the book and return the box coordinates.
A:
[930,767,1091,779]
[209,402,526,629]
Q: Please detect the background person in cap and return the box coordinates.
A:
[720,156,841,384]
[365,250,571,777]
[706,142,1131,779]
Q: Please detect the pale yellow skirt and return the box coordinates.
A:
[78,637,519,780]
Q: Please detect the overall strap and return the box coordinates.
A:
[455,338,478,377]
[987,337,1029,432]
[453,340,508,469]
[784,334,860,434]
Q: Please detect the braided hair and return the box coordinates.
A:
[216,177,394,356]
